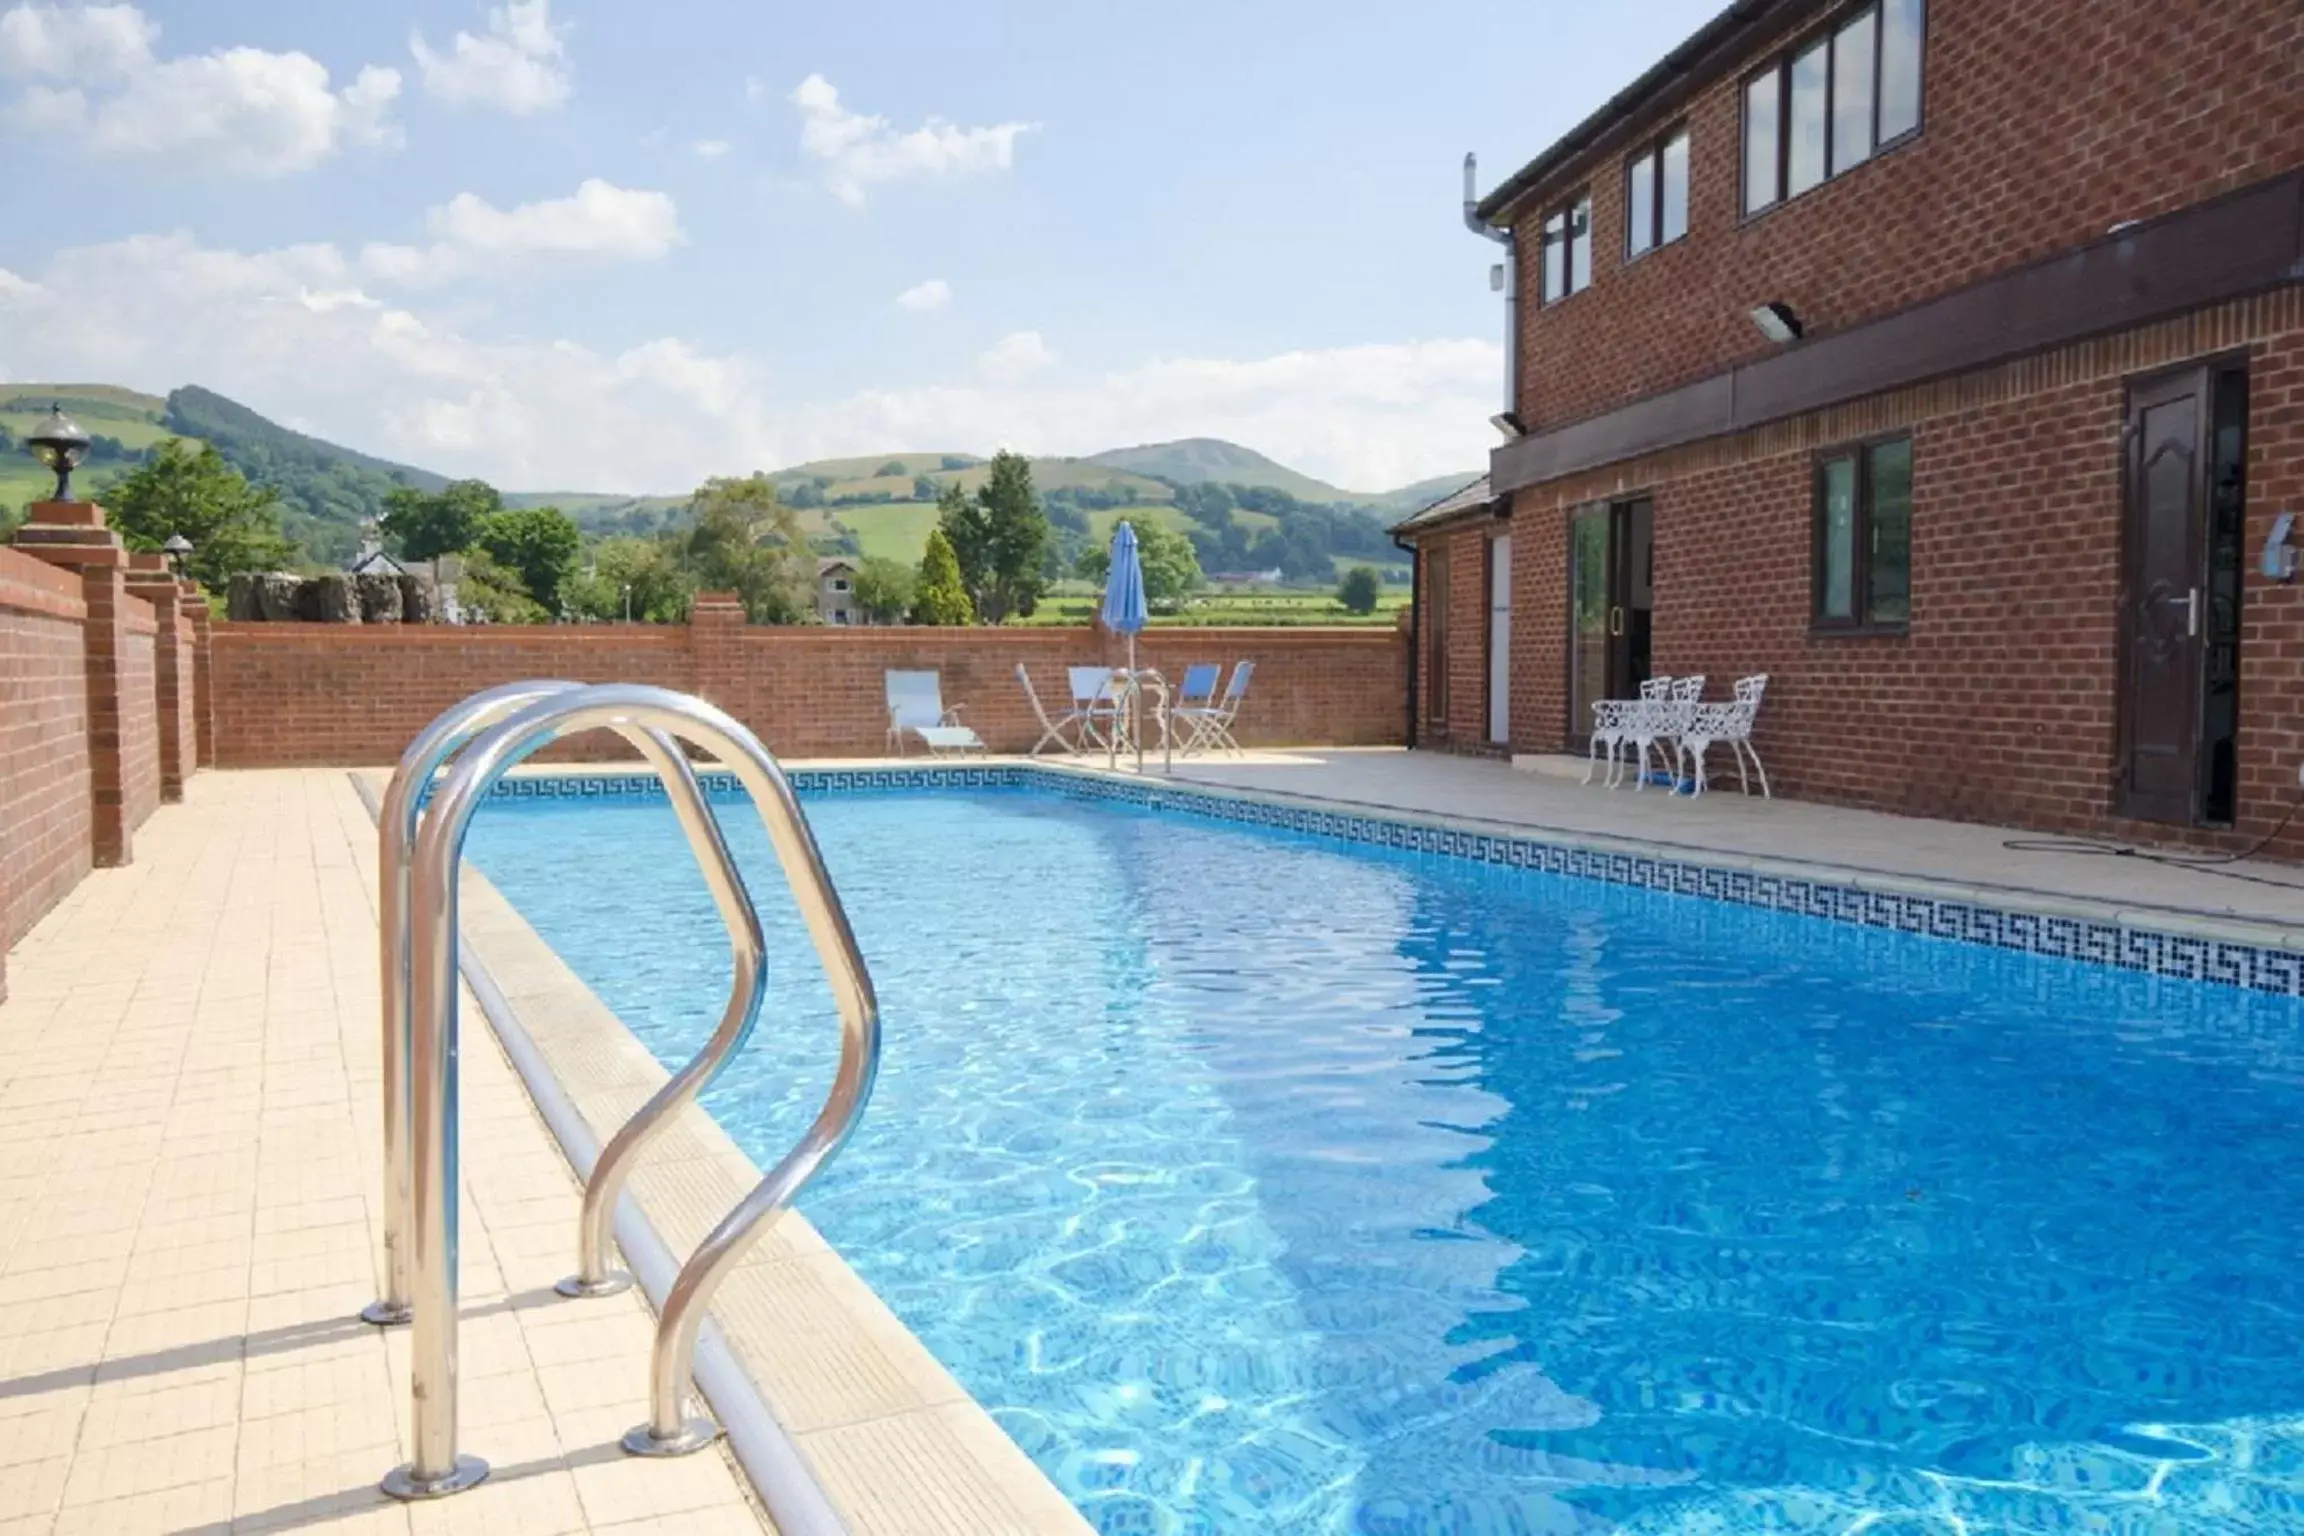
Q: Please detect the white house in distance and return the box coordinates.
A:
[816,556,857,625]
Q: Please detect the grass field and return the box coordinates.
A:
[1019,585,1408,627]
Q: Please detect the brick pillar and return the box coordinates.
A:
[185,596,216,767]
[12,501,135,867]
[688,590,745,713]
[124,554,192,802]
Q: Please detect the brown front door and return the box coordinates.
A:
[2117,370,2209,823]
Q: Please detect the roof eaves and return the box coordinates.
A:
[1473,0,1799,227]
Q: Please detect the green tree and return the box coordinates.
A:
[1134,521,1203,610]
[107,438,294,590]
[477,505,582,613]
[568,537,695,622]
[381,479,498,584]
[875,458,907,478]
[455,547,548,623]
[912,527,975,625]
[1074,545,1109,585]
[912,474,937,502]
[681,474,814,624]
[1336,565,1382,615]
[970,449,1049,623]
[850,556,916,624]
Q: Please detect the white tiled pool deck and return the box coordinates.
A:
[2,749,2299,1536]
[0,769,769,1535]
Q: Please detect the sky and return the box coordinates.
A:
[0,0,1721,495]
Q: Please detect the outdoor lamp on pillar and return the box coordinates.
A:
[26,404,92,502]
[163,533,193,578]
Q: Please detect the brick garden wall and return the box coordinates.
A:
[120,602,159,838]
[1504,0,2304,432]
[0,548,93,969]
[208,613,1407,766]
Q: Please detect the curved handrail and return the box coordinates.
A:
[559,736,768,1298]
[393,685,878,1495]
[368,679,580,1327]
[369,684,766,1325]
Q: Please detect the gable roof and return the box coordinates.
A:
[1389,474,1496,537]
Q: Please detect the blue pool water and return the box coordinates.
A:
[469,786,2304,1534]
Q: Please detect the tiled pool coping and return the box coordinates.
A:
[490,759,2304,997]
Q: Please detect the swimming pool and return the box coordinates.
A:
[469,780,2304,1534]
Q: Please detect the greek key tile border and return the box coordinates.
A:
[486,765,2303,998]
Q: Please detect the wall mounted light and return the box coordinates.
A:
[1489,411,1525,441]
[1749,301,1804,345]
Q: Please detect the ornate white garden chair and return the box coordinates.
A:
[1627,675,1703,791]
[1585,677,1672,787]
[1678,674,1771,796]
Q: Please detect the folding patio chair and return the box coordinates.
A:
[1016,663,1084,756]
[1067,666,1126,753]
[1173,661,1253,756]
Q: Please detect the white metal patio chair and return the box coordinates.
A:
[1678,674,1771,797]
[1016,663,1086,756]
[1624,675,1702,791]
[1586,677,1672,787]
[1068,666,1127,752]
[1174,660,1253,756]
[885,670,985,757]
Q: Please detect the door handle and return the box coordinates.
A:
[1609,606,1624,637]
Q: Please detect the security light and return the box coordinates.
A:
[1750,302,1804,345]
[1489,411,1525,441]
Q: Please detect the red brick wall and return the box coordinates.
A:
[168,598,198,795]
[0,548,92,958]
[1508,0,2304,431]
[1434,291,2304,851]
[120,600,159,835]
[208,620,1406,765]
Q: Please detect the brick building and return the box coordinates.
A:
[1396,0,2304,847]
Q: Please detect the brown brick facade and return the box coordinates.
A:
[207,617,1407,765]
[1506,0,2304,432]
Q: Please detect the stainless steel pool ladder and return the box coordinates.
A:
[366,683,881,1499]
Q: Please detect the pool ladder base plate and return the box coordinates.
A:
[382,1456,489,1501]
[359,1300,412,1329]
[555,1271,635,1300]
[622,1418,720,1458]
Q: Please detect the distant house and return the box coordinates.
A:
[1207,568,1284,587]
[816,556,858,625]
[345,524,408,579]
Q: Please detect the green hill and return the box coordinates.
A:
[2,381,1454,580]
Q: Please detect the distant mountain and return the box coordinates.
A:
[158,387,448,566]
[3,382,1456,580]
[1084,438,1480,514]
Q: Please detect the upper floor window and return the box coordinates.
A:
[1814,436,1912,630]
[1626,128,1691,259]
[1539,193,1594,303]
[1744,0,1923,216]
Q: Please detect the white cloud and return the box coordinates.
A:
[360,178,682,287]
[0,2,400,176]
[410,0,568,114]
[0,2,153,80]
[690,138,729,159]
[789,73,1032,206]
[0,230,1495,495]
[977,330,1054,382]
[893,278,950,313]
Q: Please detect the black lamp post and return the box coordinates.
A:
[26,405,92,503]
[163,533,193,578]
